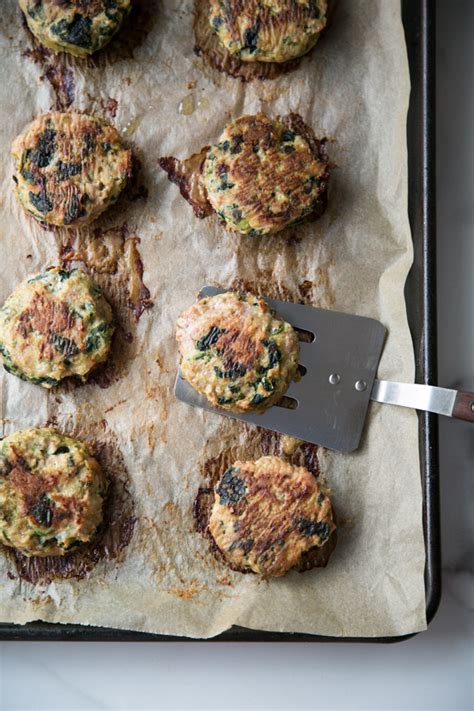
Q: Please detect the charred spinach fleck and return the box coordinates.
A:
[304,175,321,194]
[54,445,70,455]
[217,467,247,505]
[104,0,119,19]
[82,132,96,158]
[27,273,48,284]
[21,145,48,181]
[30,129,56,169]
[217,171,235,192]
[196,325,223,351]
[84,322,111,354]
[57,161,81,180]
[297,518,330,542]
[251,393,268,406]
[229,538,254,553]
[29,190,53,214]
[230,135,244,154]
[214,360,247,380]
[49,334,79,357]
[27,0,44,20]
[261,339,281,369]
[262,377,274,392]
[309,1,321,19]
[243,21,260,54]
[217,396,234,405]
[51,14,93,50]
[30,494,54,528]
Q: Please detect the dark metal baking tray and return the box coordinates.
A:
[0,0,439,643]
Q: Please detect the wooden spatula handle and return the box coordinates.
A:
[452,391,474,422]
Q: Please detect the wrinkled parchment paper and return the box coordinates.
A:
[0,0,427,637]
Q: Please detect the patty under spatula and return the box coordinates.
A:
[175,287,474,452]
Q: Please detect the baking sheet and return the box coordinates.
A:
[0,0,427,638]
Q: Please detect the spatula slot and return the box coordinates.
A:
[297,364,307,377]
[276,396,298,410]
[294,327,315,343]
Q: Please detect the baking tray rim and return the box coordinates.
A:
[0,0,440,643]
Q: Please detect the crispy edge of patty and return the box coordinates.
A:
[11,111,132,227]
[176,291,299,413]
[0,427,107,557]
[197,455,337,577]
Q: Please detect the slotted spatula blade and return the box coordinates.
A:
[175,287,387,452]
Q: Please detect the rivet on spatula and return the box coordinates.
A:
[329,373,341,385]
[355,380,367,391]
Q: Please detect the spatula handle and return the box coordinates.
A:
[370,380,474,422]
[452,391,474,422]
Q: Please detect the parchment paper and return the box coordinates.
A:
[0,0,427,638]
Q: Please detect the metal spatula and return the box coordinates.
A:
[175,287,474,452]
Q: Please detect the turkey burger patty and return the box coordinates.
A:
[202,113,329,236]
[12,112,132,227]
[19,0,132,57]
[0,428,107,557]
[0,267,114,387]
[176,291,299,413]
[209,0,327,64]
[209,455,336,577]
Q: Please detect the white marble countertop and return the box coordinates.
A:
[0,4,473,710]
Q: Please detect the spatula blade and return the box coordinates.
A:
[175,287,387,452]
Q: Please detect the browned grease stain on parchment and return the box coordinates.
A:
[159,147,213,219]
[227,272,335,311]
[23,42,75,111]
[60,222,153,318]
[134,502,227,601]
[55,222,153,390]
[194,423,337,576]
[166,579,205,601]
[140,352,174,446]
[101,96,118,119]
[5,420,135,585]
